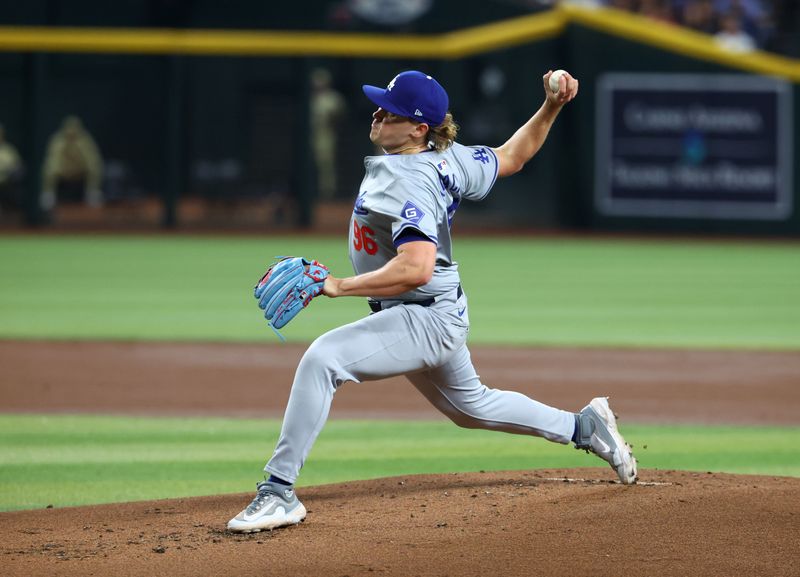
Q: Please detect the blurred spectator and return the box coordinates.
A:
[714,11,757,51]
[41,116,104,212]
[608,0,638,10]
[713,0,765,24]
[681,0,717,34]
[638,0,676,22]
[598,0,786,52]
[310,68,346,200]
[0,124,24,213]
[715,0,773,44]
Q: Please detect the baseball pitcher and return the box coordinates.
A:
[228,69,637,533]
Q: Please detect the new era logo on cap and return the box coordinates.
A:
[362,71,449,127]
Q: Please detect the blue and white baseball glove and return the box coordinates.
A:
[254,257,329,339]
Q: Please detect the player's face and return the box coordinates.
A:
[369,108,425,153]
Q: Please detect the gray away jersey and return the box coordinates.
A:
[349,141,499,301]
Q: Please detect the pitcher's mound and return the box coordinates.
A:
[2,469,797,577]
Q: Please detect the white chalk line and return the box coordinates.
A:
[543,477,673,486]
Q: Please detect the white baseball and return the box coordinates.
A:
[549,69,567,94]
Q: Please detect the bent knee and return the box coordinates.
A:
[298,339,326,368]
[445,410,484,430]
[296,335,350,389]
[442,393,500,430]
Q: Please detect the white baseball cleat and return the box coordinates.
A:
[574,397,638,485]
[227,481,307,533]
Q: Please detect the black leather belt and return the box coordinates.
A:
[368,285,462,313]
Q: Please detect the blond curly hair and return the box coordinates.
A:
[428,112,459,152]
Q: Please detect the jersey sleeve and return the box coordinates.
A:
[383,179,440,247]
[452,143,499,201]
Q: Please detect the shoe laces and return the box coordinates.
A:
[246,483,280,515]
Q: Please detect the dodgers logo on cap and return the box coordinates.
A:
[362,71,449,127]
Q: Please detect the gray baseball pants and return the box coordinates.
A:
[265,290,576,484]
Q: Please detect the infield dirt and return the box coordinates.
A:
[2,341,799,577]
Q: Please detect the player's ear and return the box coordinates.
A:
[412,123,430,139]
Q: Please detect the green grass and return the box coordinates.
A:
[2,236,797,512]
[0,235,798,348]
[1,415,797,511]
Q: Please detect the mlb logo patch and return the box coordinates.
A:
[436,160,448,172]
[401,201,425,225]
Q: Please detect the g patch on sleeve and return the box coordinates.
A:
[401,200,425,225]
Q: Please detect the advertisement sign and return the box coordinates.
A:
[595,74,793,220]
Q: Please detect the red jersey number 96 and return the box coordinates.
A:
[352,220,378,255]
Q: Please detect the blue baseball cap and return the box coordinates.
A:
[362,71,449,127]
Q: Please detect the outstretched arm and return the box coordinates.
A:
[492,70,579,178]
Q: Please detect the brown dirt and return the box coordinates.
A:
[2,341,799,423]
[1,340,799,577]
[2,471,799,577]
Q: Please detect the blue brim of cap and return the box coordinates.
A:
[362,84,407,119]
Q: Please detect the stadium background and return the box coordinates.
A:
[1,1,798,234]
